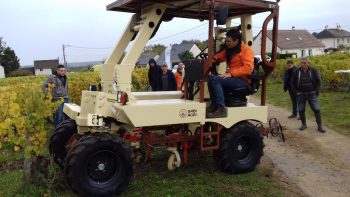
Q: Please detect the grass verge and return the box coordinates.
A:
[0,150,290,197]
[261,79,350,136]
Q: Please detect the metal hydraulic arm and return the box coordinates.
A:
[100,4,166,96]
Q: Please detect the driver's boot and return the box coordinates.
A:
[206,103,218,113]
[206,106,227,119]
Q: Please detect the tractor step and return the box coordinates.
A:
[200,125,223,151]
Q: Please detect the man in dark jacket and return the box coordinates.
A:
[148,58,162,91]
[160,64,177,91]
[42,65,69,128]
[283,60,298,118]
[291,58,326,132]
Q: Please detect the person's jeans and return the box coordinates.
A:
[288,89,298,115]
[54,98,69,128]
[297,92,320,114]
[208,76,248,107]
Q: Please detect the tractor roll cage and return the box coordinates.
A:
[106,0,279,105]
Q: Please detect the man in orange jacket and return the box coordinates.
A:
[206,29,254,118]
[174,62,184,90]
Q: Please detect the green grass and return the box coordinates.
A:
[123,152,282,197]
[0,151,286,197]
[0,170,74,197]
[261,79,350,136]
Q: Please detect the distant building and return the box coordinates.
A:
[253,29,325,58]
[34,59,59,75]
[136,52,159,67]
[313,26,350,50]
[19,67,35,76]
[157,43,201,68]
[0,65,5,78]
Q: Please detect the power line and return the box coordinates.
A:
[149,22,208,43]
[66,54,107,57]
[68,45,113,50]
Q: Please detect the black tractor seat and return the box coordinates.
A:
[224,58,263,107]
[224,86,250,107]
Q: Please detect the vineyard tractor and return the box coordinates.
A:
[49,0,283,196]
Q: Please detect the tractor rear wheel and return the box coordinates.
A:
[215,122,263,173]
[64,133,133,197]
[49,119,77,169]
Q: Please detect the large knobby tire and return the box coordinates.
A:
[64,133,133,197]
[49,119,77,169]
[215,122,264,174]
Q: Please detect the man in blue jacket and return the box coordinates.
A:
[160,64,177,91]
[283,60,298,118]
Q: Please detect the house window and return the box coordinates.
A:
[40,68,43,71]
[309,49,312,56]
[337,39,340,44]
[301,50,305,57]
[348,38,350,43]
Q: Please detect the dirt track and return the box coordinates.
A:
[251,97,350,197]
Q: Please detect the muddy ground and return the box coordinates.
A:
[251,97,350,197]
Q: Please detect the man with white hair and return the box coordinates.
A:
[291,57,326,133]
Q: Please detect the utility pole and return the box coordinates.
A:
[62,44,70,71]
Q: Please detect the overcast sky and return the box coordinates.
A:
[1,0,349,66]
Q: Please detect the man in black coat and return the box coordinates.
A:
[291,57,326,133]
[283,60,298,118]
[148,58,162,91]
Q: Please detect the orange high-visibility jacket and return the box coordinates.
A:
[212,43,254,84]
[174,71,183,90]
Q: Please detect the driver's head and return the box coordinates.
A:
[57,65,66,77]
[225,29,242,49]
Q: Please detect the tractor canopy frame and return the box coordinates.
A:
[106,0,279,105]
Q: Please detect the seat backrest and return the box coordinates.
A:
[248,57,264,94]
[248,70,263,94]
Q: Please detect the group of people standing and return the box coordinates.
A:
[148,58,184,91]
[283,58,326,133]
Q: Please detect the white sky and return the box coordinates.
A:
[0,0,349,66]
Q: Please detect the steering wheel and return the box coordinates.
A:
[195,47,208,60]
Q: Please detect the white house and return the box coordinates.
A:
[157,43,201,68]
[34,59,59,75]
[0,65,5,78]
[313,26,350,49]
[253,29,325,58]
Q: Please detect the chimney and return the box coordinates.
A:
[336,23,341,30]
[325,25,328,30]
[292,26,295,30]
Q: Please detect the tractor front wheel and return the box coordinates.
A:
[64,133,133,197]
[49,119,77,169]
[215,122,264,174]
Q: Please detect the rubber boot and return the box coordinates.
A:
[315,111,326,133]
[299,112,307,130]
